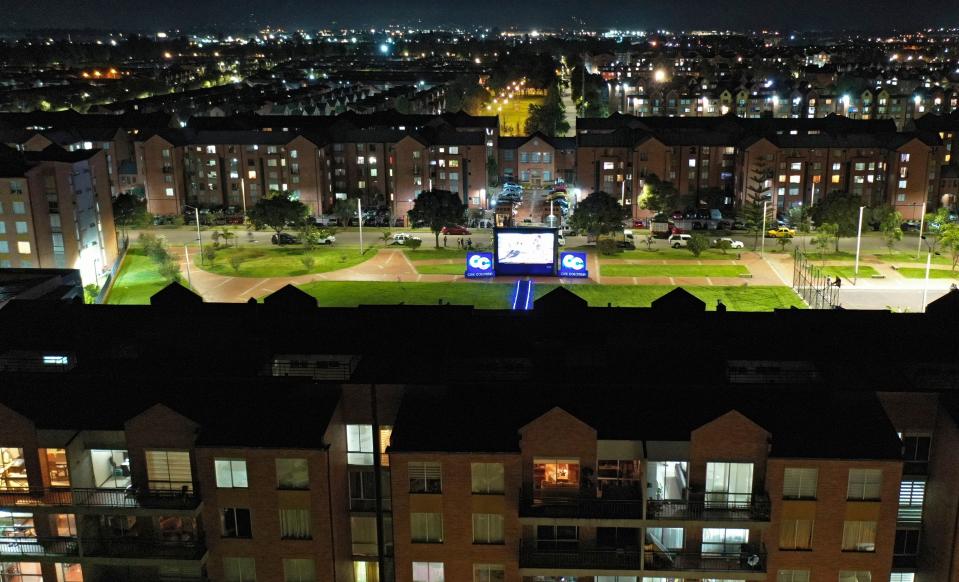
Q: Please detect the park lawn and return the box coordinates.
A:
[498,95,544,136]
[200,246,376,277]
[404,248,469,261]
[897,267,959,279]
[107,249,171,305]
[296,281,804,311]
[819,265,880,279]
[415,264,466,275]
[874,251,954,266]
[600,264,750,278]
[615,248,739,261]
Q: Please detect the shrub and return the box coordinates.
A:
[229,255,245,273]
[405,238,423,249]
[300,256,316,272]
[597,239,620,256]
[201,245,217,264]
[687,234,710,257]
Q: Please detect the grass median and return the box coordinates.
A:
[819,265,880,279]
[200,246,376,277]
[600,264,750,278]
[296,281,804,311]
[107,249,171,305]
[897,268,959,279]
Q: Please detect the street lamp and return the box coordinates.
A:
[854,205,865,281]
[760,200,768,258]
[916,201,927,259]
[183,205,203,265]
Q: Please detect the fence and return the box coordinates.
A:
[792,249,840,309]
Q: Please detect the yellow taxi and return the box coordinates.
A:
[767,226,796,238]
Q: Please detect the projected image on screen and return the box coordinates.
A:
[497,232,555,264]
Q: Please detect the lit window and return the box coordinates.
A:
[789,175,801,184]
[473,564,504,582]
[603,162,615,170]
[783,468,818,499]
[831,175,841,184]
[412,562,444,582]
[17,241,30,255]
[248,171,257,180]
[409,462,442,493]
[448,147,459,155]
[779,519,814,550]
[214,459,248,488]
[777,570,810,582]
[276,459,309,490]
[347,425,374,465]
[790,162,802,171]
[357,156,365,165]
[472,513,504,544]
[223,557,256,582]
[283,559,316,582]
[12,201,25,214]
[410,512,443,543]
[279,508,311,539]
[842,520,877,551]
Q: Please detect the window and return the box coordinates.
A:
[898,480,925,523]
[472,513,504,544]
[215,459,248,488]
[890,575,914,582]
[349,470,377,511]
[0,563,42,582]
[603,162,615,170]
[902,435,931,463]
[534,458,580,489]
[847,469,881,500]
[354,561,378,582]
[898,180,908,189]
[838,572,871,582]
[51,514,76,537]
[519,152,529,163]
[409,462,441,493]
[789,175,801,183]
[54,562,82,582]
[473,564,504,582]
[790,162,802,171]
[221,508,252,538]
[831,175,841,184]
[783,468,818,499]
[411,512,443,543]
[412,562,444,582]
[0,448,26,490]
[471,463,504,494]
[346,425,375,466]
[779,519,813,550]
[0,512,35,538]
[282,559,315,582]
[900,153,910,163]
[702,527,748,555]
[778,571,810,582]
[357,157,365,165]
[276,459,309,490]
[0,242,7,254]
[145,450,192,491]
[12,201,25,215]
[705,462,753,506]
[14,222,27,234]
[448,147,459,155]
[165,188,175,197]
[536,525,578,550]
[279,508,311,540]
[0,222,5,235]
[17,241,30,255]
[351,516,378,555]
[842,521,877,551]
[503,150,514,161]
[223,557,256,582]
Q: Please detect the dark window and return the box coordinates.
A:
[222,507,252,538]
[894,529,920,555]
[902,436,931,462]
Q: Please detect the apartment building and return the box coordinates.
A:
[0,146,117,286]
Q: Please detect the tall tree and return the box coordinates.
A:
[638,174,679,215]
[247,191,308,236]
[879,209,904,254]
[112,193,153,234]
[742,164,773,250]
[921,207,952,256]
[810,191,863,252]
[408,190,466,248]
[333,198,357,228]
[570,191,624,241]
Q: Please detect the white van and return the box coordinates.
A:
[668,234,692,248]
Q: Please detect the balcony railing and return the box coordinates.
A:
[0,486,201,510]
[645,548,767,573]
[82,538,206,560]
[519,540,642,571]
[520,483,645,519]
[647,492,770,521]
[0,537,79,558]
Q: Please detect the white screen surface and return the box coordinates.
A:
[496,232,555,264]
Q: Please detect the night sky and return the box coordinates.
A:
[3,0,956,31]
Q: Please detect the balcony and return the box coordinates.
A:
[0,486,201,511]
[0,537,79,559]
[520,483,644,520]
[647,492,770,522]
[83,538,206,560]
[645,547,766,573]
[519,540,642,571]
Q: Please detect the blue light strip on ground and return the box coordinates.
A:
[511,280,521,310]
[524,280,534,310]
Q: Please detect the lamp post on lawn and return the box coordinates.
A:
[183,205,202,265]
[916,201,927,260]
[854,205,865,283]
[761,201,768,258]
[357,198,364,254]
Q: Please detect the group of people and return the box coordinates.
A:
[444,235,473,249]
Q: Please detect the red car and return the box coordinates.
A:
[632,218,646,228]
[441,225,471,235]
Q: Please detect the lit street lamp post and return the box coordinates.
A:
[854,205,865,282]
[183,205,202,265]
[760,201,768,257]
[916,201,927,260]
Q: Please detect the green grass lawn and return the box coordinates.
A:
[415,264,466,275]
[600,264,750,278]
[819,265,880,279]
[200,246,376,277]
[404,248,469,261]
[296,281,804,311]
[106,249,171,305]
[897,267,959,279]
[874,251,954,266]
[615,248,741,261]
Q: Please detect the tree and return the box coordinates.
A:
[408,190,466,248]
[112,193,153,233]
[940,222,959,273]
[300,256,316,272]
[813,223,838,261]
[247,191,308,236]
[879,209,904,254]
[638,174,680,215]
[742,164,773,250]
[157,259,182,283]
[777,237,792,253]
[687,234,710,257]
[716,239,732,255]
[570,191,624,241]
[524,82,569,136]
[787,206,813,235]
[810,191,861,252]
[333,198,356,228]
[380,230,393,246]
[201,245,217,264]
[487,156,499,188]
[229,255,245,273]
[921,207,952,255]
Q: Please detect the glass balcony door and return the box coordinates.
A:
[705,462,753,507]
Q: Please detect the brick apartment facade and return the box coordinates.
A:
[3,286,959,582]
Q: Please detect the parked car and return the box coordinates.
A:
[712,237,745,249]
[271,233,300,245]
[441,225,471,235]
[557,233,566,246]
[767,226,796,238]
[390,233,422,245]
[901,220,921,232]
[632,218,646,228]
[315,234,336,245]
[668,234,692,248]
[562,224,578,236]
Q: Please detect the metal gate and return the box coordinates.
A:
[792,249,840,309]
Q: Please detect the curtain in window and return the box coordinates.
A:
[145,451,193,490]
[279,509,311,539]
